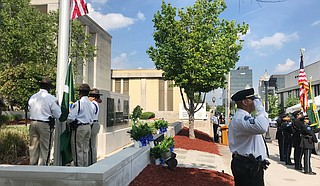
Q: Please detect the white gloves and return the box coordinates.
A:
[254,99,268,117]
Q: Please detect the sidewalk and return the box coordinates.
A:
[175,140,320,186]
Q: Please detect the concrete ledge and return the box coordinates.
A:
[0,146,150,186]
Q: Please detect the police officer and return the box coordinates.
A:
[67,83,94,167]
[228,88,270,186]
[300,117,318,175]
[281,114,294,165]
[88,88,102,165]
[291,110,304,170]
[28,78,61,165]
[275,113,286,161]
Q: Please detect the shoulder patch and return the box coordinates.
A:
[307,126,311,130]
[249,119,255,124]
[244,116,251,121]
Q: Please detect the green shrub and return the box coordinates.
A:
[154,120,168,129]
[140,112,155,120]
[150,136,174,159]
[131,105,143,124]
[127,123,153,141]
[0,115,9,127]
[0,126,29,164]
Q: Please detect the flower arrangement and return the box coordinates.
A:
[127,123,153,146]
[150,136,174,164]
[154,120,169,134]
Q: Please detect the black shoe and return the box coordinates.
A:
[280,159,285,162]
[286,162,294,165]
[304,172,316,175]
[295,167,302,170]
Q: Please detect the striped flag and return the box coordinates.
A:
[298,52,309,112]
[70,0,88,20]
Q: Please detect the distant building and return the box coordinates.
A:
[276,60,320,111]
[111,69,183,122]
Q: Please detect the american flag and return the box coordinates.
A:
[70,0,88,20]
[298,53,309,112]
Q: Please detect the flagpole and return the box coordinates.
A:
[54,0,71,166]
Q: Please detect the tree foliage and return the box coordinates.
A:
[0,0,57,110]
[0,0,96,111]
[147,0,248,138]
[285,94,299,108]
[268,94,280,119]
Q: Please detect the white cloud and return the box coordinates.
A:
[87,4,135,31]
[248,32,299,50]
[112,53,129,69]
[137,11,145,21]
[311,20,320,27]
[274,58,296,73]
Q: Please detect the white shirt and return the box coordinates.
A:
[91,100,99,121]
[228,109,269,160]
[28,89,61,121]
[67,96,94,124]
[211,115,219,125]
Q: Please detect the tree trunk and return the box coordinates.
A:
[188,98,195,139]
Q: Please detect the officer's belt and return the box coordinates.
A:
[232,153,250,161]
[31,119,50,123]
[93,120,99,122]
[78,123,90,125]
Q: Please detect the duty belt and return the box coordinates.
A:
[93,120,99,122]
[31,119,50,123]
[78,123,90,125]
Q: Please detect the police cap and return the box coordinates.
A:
[231,88,256,101]
[292,110,302,118]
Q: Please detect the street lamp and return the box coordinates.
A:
[261,70,271,142]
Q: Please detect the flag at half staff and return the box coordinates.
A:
[70,0,88,20]
[298,50,309,112]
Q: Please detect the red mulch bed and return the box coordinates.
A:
[129,127,234,186]
[174,127,221,155]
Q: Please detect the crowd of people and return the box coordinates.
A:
[28,78,102,167]
[275,110,319,175]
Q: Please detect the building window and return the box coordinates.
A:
[159,80,164,111]
[167,81,173,111]
[123,79,129,95]
[123,100,129,124]
[115,79,121,93]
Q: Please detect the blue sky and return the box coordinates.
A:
[86,0,320,104]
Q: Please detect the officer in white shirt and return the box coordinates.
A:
[88,88,102,165]
[228,88,270,186]
[67,83,94,167]
[28,78,61,166]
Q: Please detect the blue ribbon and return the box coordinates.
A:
[159,127,167,134]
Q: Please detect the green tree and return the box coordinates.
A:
[216,105,225,115]
[147,0,248,138]
[268,94,280,119]
[0,0,96,113]
[0,0,57,112]
[285,94,299,108]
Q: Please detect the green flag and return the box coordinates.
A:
[59,61,75,122]
[306,79,320,128]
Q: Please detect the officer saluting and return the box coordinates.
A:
[28,78,61,165]
[228,88,270,186]
[67,83,94,167]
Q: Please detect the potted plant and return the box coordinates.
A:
[128,123,153,147]
[154,120,169,134]
[150,136,175,164]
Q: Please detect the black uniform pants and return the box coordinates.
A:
[303,148,312,173]
[231,155,264,186]
[213,124,219,143]
[294,146,303,169]
[284,142,293,164]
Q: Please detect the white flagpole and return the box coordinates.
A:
[54,0,71,166]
